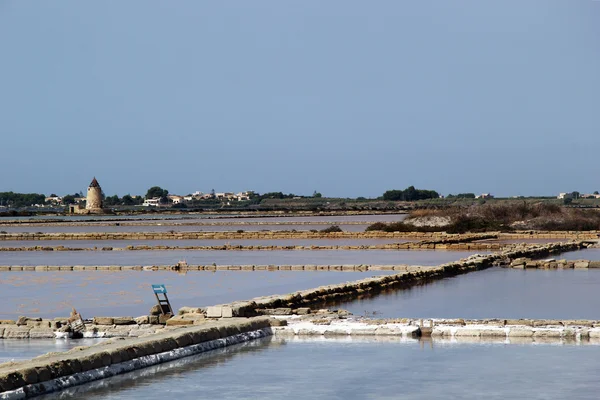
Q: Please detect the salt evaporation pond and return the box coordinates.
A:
[36,336,600,400]
[0,270,396,319]
[332,267,600,319]
[0,238,416,248]
[0,338,104,363]
[0,249,478,267]
[559,248,600,260]
[0,223,371,233]
[0,214,407,224]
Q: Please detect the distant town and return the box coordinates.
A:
[1,179,600,212]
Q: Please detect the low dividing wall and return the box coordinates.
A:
[507,258,600,269]
[0,317,271,398]
[205,241,586,318]
[0,242,504,253]
[274,317,600,340]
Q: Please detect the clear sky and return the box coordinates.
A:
[0,1,598,198]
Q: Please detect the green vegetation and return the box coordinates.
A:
[145,186,169,204]
[319,225,343,233]
[0,192,46,208]
[145,186,169,199]
[382,186,439,201]
[366,202,600,233]
[446,193,476,199]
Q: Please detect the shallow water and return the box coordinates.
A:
[559,248,600,260]
[333,267,600,319]
[0,338,105,363]
[36,337,600,400]
[0,270,395,319]
[0,223,370,233]
[0,238,415,248]
[0,249,477,267]
[0,214,407,223]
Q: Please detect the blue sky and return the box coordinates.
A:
[0,1,598,198]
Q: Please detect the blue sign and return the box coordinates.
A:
[152,284,167,294]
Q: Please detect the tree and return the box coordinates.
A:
[571,191,580,199]
[103,195,120,206]
[594,191,599,195]
[313,191,322,198]
[146,186,169,199]
[382,186,439,201]
[121,194,136,205]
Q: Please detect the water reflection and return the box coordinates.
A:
[38,336,600,400]
[0,338,104,363]
[330,267,600,319]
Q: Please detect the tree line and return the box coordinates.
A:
[382,186,440,201]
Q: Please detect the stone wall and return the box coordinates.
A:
[202,242,585,318]
[0,317,271,397]
[506,258,600,269]
[273,317,600,340]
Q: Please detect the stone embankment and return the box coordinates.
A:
[203,241,586,317]
[0,236,506,252]
[506,258,600,269]
[273,316,600,341]
[0,318,165,340]
[0,317,271,398]
[0,231,597,241]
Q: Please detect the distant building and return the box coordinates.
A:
[69,177,107,214]
[476,193,494,199]
[45,196,62,204]
[167,195,184,204]
[142,198,161,207]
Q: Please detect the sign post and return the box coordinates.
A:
[152,284,173,316]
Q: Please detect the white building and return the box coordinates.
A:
[142,198,161,207]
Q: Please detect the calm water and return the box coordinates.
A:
[559,248,600,260]
[334,267,600,319]
[0,214,407,223]
[36,337,600,400]
[0,270,395,319]
[0,249,477,267]
[0,238,415,248]
[0,338,104,363]
[0,223,371,233]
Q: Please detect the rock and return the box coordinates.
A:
[206,306,223,318]
[574,261,590,269]
[178,307,204,315]
[165,316,195,326]
[149,305,162,316]
[4,327,31,339]
[16,316,41,326]
[134,316,149,325]
[93,317,114,325]
[269,318,287,327]
[295,308,311,315]
[113,317,135,325]
[148,315,160,325]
